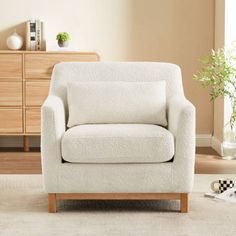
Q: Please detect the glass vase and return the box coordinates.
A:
[222,123,236,160]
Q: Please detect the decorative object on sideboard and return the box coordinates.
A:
[26,19,46,51]
[56,32,70,47]
[6,30,23,50]
[193,45,236,160]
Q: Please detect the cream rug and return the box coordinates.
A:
[0,174,236,236]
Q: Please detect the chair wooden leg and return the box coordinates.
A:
[180,193,188,213]
[48,194,57,213]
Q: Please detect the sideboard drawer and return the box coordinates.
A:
[25,108,40,133]
[0,82,22,106]
[25,53,99,78]
[0,109,23,133]
[0,54,22,79]
[25,81,50,106]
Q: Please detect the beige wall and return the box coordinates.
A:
[0,0,215,135]
[214,0,225,141]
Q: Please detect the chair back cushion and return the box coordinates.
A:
[67,81,167,127]
[49,62,184,120]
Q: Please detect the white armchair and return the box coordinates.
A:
[41,62,195,213]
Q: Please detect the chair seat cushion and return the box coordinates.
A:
[61,124,174,164]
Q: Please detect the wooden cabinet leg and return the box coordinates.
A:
[23,136,30,152]
[48,194,57,213]
[180,193,188,213]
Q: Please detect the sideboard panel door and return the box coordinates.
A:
[0,109,23,133]
[0,54,22,79]
[25,108,41,133]
[25,81,50,106]
[0,82,22,106]
[25,53,99,78]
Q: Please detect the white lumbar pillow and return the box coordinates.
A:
[67,81,167,127]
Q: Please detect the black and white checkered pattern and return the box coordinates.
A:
[219,180,234,193]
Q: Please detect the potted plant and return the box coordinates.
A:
[193,46,236,159]
[56,32,70,47]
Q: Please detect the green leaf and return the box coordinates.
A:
[193,44,236,128]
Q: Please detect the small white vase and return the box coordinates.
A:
[6,32,23,50]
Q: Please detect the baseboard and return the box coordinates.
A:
[196,134,212,147]
[0,134,223,156]
[1,134,212,148]
[211,136,223,156]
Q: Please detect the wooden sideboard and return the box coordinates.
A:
[0,51,99,151]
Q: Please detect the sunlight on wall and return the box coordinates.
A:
[224,0,236,126]
[225,0,236,46]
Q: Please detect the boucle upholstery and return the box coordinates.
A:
[67,81,167,127]
[49,62,184,119]
[41,62,195,193]
[61,124,174,163]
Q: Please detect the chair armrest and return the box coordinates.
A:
[167,96,196,191]
[41,95,66,166]
[168,96,195,149]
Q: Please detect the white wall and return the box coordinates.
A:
[224,0,236,127]
[214,0,236,142]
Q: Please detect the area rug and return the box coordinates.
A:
[0,174,236,236]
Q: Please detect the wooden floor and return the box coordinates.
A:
[0,147,235,174]
[195,147,236,174]
[0,148,41,174]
